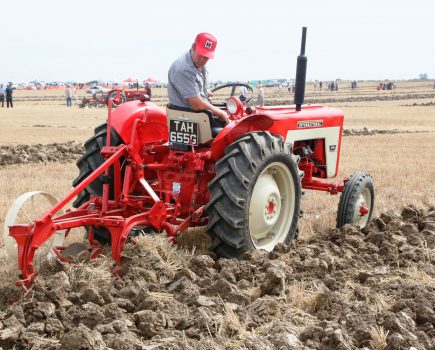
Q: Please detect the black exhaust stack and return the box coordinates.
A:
[294,27,307,111]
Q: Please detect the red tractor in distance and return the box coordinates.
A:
[6,28,375,290]
[104,82,152,108]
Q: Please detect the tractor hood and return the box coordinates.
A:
[254,104,344,123]
[211,104,344,161]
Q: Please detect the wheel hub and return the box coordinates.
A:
[247,160,297,251]
[250,172,282,240]
[353,189,371,226]
[359,203,369,216]
[265,198,278,220]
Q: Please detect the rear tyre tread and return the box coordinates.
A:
[205,131,301,259]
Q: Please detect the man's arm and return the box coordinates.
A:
[170,68,229,123]
[187,96,229,124]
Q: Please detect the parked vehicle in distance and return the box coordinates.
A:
[86,86,109,94]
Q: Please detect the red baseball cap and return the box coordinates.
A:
[194,32,217,59]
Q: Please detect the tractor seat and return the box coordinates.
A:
[166,104,223,139]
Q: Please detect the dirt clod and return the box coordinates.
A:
[0,142,84,166]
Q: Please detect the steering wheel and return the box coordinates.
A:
[210,83,254,107]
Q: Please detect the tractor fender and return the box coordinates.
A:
[211,113,274,160]
[110,101,168,145]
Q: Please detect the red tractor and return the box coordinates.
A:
[104,86,151,107]
[5,28,375,290]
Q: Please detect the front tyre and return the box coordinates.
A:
[336,172,375,228]
[205,132,302,258]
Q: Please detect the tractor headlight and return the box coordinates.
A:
[226,97,242,115]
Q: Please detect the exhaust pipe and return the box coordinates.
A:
[294,27,307,111]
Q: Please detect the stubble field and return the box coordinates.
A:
[0,81,434,350]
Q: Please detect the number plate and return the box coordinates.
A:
[169,120,198,145]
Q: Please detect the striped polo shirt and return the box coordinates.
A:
[168,51,210,108]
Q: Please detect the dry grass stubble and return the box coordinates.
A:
[0,104,107,145]
[299,132,435,238]
[340,100,435,131]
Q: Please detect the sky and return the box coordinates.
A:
[1,0,434,83]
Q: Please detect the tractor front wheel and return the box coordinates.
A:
[336,172,375,228]
[205,132,302,258]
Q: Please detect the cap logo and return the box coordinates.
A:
[204,40,213,49]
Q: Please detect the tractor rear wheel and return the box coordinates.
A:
[106,90,126,107]
[336,172,375,228]
[205,132,301,258]
[72,123,124,243]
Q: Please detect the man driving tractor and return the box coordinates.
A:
[167,32,229,124]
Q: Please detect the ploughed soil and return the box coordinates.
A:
[0,205,434,349]
[0,141,83,166]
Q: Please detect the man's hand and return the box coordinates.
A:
[214,109,230,124]
[187,95,230,124]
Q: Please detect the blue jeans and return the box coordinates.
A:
[66,97,72,106]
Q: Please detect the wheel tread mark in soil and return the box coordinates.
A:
[337,171,375,227]
[206,131,301,258]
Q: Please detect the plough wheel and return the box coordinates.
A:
[3,191,65,261]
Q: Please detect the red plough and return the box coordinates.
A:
[6,28,375,291]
